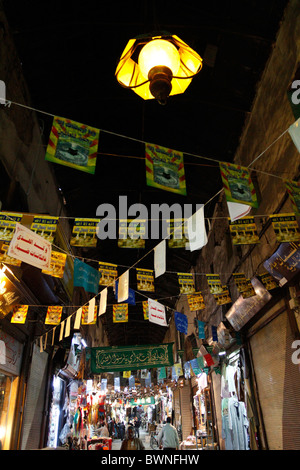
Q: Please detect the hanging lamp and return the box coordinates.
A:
[115,32,203,105]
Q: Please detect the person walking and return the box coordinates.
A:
[134,417,141,438]
[120,426,145,450]
[157,417,180,450]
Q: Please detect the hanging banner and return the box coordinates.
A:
[197,320,205,339]
[45,116,100,174]
[90,342,174,373]
[226,278,271,331]
[226,201,251,222]
[229,216,260,245]
[148,299,167,326]
[98,262,118,286]
[213,285,232,305]
[186,206,208,252]
[0,212,23,242]
[45,306,63,325]
[177,273,195,294]
[42,251,67,278]
[211,325,218,342]
[263,241,300,284]
[167,219,188,248]
[173,362,183,377]
[118,219,146,249]
[113,303,128,323]
[0,242,21,266]
[232,273,248,293]
[258,272,278,291]
[145,143,186,195]
[31,215,59,243]
[241,279,256,298]
[81,305,97,325]
[206,274,223,295]
[123,370,131,379]
[7,223,51,270]
[174,311,188,335]
[190,358,202,376]
[99,288,107,316]
[88,297,96,324]
[158,367,167,380]
[187,292,205,311]
[154,240,166,278]
[136,268,155,292]
[70,218,100,247]
[219,161,259,208]
[117,270,129,303]
[142,300,149,320]
[73,258,101,294]
[270,213,300,243]
[115,282,136,305]
[285,179,300,216]
[11,305,28,324]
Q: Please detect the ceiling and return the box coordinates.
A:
[2,0,289,346]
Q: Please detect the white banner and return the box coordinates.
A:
[154,240,166,278]
[186,205,208,251]
[148,298,167,326]
[99,288,107,315]
[7,223,51,270]
[118,270,129,302]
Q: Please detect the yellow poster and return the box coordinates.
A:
[11,305,28,324]
[118,219,146,248]
[113,303,128,323]
[45,306,63,325]
[206,274,223,295]
[229,217,259,245]
[99,262,118,286]
[259,272,278,291]
[232,273,248,293]
[187,292,205,311]
[0,212,23,242]
[167,219,188,248]
[70,218,100,247]
[31,215,59,243]
[136,268,155,292]
[214,285,231,306]
[177,273,195,294]
[270,213,300,243]
[42,251,67,278]
[0,242,21,266]
[81,305,97,324]
[241,279,256,298]
[123,370,131,378]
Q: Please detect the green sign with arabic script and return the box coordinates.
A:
[90,343,174,373]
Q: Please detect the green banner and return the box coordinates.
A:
[90,343,174,373]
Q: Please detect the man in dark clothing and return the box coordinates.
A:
[134,417,141,438]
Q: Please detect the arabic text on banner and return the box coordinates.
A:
[269,213,300,243]
[0,212,23,242]
[98,262,118,286]
[229,217,260,245]
[31,215,59,243]
[45,116,100,174]
[177,272,195,294]
[73,258,101,294]
[145,143,186,196]
[70,218,100,247]
[187,292,205,311]
[219,161,259,208]
[148,299,167,326]
[118,219,146,249]
[136,268,155,292]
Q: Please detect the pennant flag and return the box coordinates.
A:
[211,325,218,342]
[142,300,149,320]
[136,268,155,292]
[196,355,204,370]
[270,213,300,243]
[98,262,118,286]
[229,216,260,245]
[288,118,300,151]
[73,258,101,294]
[74,307,82,330]
[11,305,28,324]
[99,288,107,315]
[167,219,188,248]
[227,201,252,222]
[233,273,248,293]
[113,303,128,323]
[81,305,97,324]
[0,212,23,242]
[31,215,59,243]
[154,240,166,278]
[186,206,208,251]
[187,292,205,311]
[197,320,205,339]
[214,285,232,306]
[200,345,214,367]
[145,143,186,195]
[117,271,129,303]
[59,321,65,341]
[51,327,56,346]
[65,316,71,338]
[177,272,195,294]
[219,161,259,208]
[88,297,96,324]
[123,370,131,378]
[285,179,300,215]
[45,306,63,325]
[45,116,100,174]
[115,282,136,305]
[173,362,183,377]
[258,272,278,290]
[42,251,67,278]
[190,358,202,375]
[148,299,167,326]
[158,367,167,380]
[174,311,188,335]
[70,218,100,247]
[7,223,51,270]
[118,219,146,249]
[206,274,223,295]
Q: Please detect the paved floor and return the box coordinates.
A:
[111,427,154,451]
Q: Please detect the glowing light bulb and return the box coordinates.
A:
[138,39,180,79]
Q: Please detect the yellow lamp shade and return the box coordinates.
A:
[138,39,180,79]
[115,33,203,103]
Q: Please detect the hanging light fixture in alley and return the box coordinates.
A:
[115,33,203,105]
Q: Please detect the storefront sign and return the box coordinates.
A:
[225,277,271,331]
[90,342,174,373]
[263,241,300,284]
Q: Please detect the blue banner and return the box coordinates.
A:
[174,311,188,335]
[115,281,136,305]
[73,258,101,294]
[211,325,218,342]
[197,320,205,339]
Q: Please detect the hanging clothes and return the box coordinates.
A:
[228,395,249,450]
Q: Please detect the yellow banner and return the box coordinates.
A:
[11,305,28,324]
[45,306,63,325]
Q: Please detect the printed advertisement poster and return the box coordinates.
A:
[118,219,146,248]
[31,215,59,243]
[145,143,186,195]
[113,303,128,323]
[270,213,300,243]
[0,212,23,242]
[213,285,232,305]
[229,217,259,245]
[0,242,21,266]
[187,292,205,311]
[219,161,258,208]
[232,273,248,293]
[177,272,195,294]
[136,268,155,292]
[45,116,99,174]
[70,218,100,247]
[98,262,118,286]
[206,274,223,295]
[167,219,188,248]
[42,251,67,278]
[11,305,28,324]
[81,305,97,325]
[45,306,63,325]
[259,272,278,291]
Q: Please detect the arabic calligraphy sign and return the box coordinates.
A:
[90,342,174,373]
[7,223,51,270]
[263,241,300,283]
